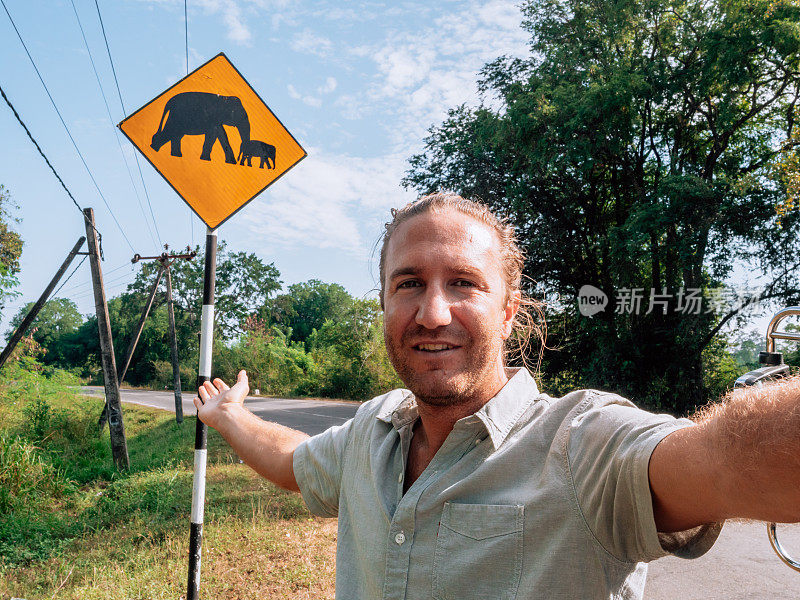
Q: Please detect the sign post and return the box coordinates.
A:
[119,52,306,599]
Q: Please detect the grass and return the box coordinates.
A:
[0,360,336,599]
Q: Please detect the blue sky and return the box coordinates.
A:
[0,0,530,330]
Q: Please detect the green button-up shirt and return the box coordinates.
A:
[293,368,721,599]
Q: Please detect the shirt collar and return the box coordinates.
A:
[376,368,540,449]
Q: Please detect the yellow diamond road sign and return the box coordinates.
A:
[119,53,306,229]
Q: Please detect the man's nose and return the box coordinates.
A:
[415,287,452,329]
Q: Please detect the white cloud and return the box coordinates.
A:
[187,0,252,44]
[242,151,416,257]
[318,77,337,94]
[287,84,323,108]
[287,77,337,108]
[344,0,529,151]
[291,29,334,57]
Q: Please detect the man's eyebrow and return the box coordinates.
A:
[388,266,421,281]
[388,264,486,280]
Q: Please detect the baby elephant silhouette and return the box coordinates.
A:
[238,139,276,169]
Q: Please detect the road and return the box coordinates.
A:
[82,385,357,436]
[84,386,800,599]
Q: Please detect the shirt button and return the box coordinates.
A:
[395,532,406,545]
[398,473,403,483]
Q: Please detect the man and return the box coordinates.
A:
[195,192,800,599]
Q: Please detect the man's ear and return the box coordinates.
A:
[501,290,521,340]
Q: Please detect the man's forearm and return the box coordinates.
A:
[214,405,310,492]
[650,375,800,532]
[696,376,800,522]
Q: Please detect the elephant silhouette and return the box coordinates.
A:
[238,139,276,169]
[150,92,251,164]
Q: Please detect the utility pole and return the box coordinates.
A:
[98,264,166,432]
[0,236,86,369]
[118,246,196,425]
[84,208,129,471]
[165,264,183,423]
[119,265,166,384]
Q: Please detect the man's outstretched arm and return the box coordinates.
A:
[194,370,309,492]
[649,376,800,532]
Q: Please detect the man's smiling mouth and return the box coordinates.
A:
[414,343,458,352]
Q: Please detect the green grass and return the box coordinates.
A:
[0,360,336,599]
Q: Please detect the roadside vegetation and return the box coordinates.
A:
[6,252,402,402]
[0,357,336,599]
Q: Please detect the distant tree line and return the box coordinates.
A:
[6,242,401,401]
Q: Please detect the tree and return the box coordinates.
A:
[0,185,23,314]
[126,241,282,341]
[262,280,354,345]
[404,0,800,413]
[307,297,403,399]
[6,298,82,366]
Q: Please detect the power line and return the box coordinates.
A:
[0,83,105,259]
[52,255,88,297]
[0,0,135,255]
[58,260,131,295]
[185,0,189,75]
[69,0,159,251]
[67,271,137,302]
[93,0,162,247]
[185,0,194,247]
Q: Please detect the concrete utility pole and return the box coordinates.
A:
[0,236,86,369]
[165,264,184,423]
[119,265,166,384]
[84,208,129,471]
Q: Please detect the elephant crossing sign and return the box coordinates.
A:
[119,53,306,229]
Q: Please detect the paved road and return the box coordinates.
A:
[82,386,358,436]
[84,386,800,598]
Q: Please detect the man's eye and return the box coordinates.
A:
[397,280,420,289]
[453,280,475,287]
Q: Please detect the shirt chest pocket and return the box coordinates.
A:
[432,502,524,600]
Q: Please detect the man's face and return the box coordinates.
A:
[382,209,518,406]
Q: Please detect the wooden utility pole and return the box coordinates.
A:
[0,236,86,369]
[98,264,166,431]
[84,208,129,471]
[165,264,183,423]
[121,246,195,425]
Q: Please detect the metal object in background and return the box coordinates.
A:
[734,306,800,572]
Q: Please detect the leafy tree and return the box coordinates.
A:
[5,298,82,366]
[0,185,23,314]
[262,279,353,345]
[126,240,282,337]
[307,297,402,400]
[404,0,800,413]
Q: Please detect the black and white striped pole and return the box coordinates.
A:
[187,226,217,600]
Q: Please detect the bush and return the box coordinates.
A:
[150,359,195,391]
[307,307,402,400]
[215,326,316,396]
[0,434,71,514]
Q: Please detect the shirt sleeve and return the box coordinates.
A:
[292,418,354,518]
[565,392,723,563]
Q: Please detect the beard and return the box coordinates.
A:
[384,323,502,407]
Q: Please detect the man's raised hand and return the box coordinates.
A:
[193,369,250,430]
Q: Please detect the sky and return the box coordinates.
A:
[0,0,784,346]
[0,0,530,332]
